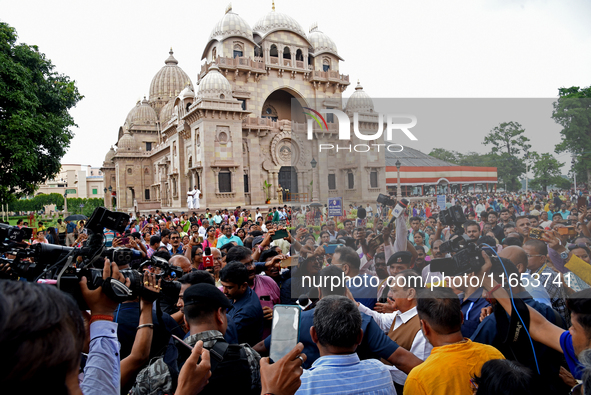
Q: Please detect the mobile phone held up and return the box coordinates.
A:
[269,305,301,363]
[272,229,289,241]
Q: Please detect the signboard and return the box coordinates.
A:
[437,195,446,211]
[328,197,343,217]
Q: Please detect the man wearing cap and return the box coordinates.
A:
[178,283,261,393]
[220,262,264,347]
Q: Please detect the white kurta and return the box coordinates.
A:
[187,190,195,209]
[193,189,201,209]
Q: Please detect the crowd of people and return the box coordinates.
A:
[2,187,591,394]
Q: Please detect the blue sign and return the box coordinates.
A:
[328,197,343,217]
[437,195,446,211]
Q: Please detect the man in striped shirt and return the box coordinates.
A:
[296,296,395,395]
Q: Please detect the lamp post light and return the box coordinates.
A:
[395,160,402,198]
[311,158,319,203]
[108,185,113,209]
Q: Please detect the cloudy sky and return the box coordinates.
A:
[3,0,590,171]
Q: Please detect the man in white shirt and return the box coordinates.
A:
[192,186,201,210]
[255,208,262,221]
[356,270,432,387]
[366,203,373,217]
[187,188,195,209]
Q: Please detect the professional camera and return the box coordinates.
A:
[430,205,499,276]
[0,223,33,243]
[439,206,467,227]
[377,193,396,207]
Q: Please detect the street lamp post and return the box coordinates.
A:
[311,158,319,203]
[395,160,402,198]
[108,185,113,210]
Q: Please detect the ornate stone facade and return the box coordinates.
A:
[101,5,385,211]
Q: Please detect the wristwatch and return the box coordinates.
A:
[560,251,569,261]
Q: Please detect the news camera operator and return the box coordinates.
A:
[0,259,211,395]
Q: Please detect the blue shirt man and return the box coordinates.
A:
[220,262,263,347]
[295,296,395,395]
[66,221,76,233]
[217,224,243,248]
[332,246,378,309]
[217,234,243,248]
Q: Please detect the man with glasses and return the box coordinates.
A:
[169,230,183,254]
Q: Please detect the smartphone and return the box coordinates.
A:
[280,256,293,268]
[323,244,343,254]
[272,229,289,240]
[373,234,384,245]
[558,226,576,236]
[119,237,129,245]
[578,196,587,209]
[529,228,544,240]
[269,305,301,363]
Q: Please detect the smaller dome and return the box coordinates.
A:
[159,98,175,123]
[179,83,195,100]
[104,146,116,162]
[125,98,158,127]
[117,129,139,151]
[209,6,254,42]
[345,81,374,113]
[253,10,307,40]
[309,25,338,55]
[197,63,233,99]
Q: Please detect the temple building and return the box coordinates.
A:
[101,4,386,212]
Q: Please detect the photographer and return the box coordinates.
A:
[0,258,213,395]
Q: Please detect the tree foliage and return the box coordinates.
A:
[8,194,103,216]
[553,86,591,184]
[529,153,564,191]
[8,193,64,212]
[428,148,459,164]
[0,22,83,204]
[483,122,531,191]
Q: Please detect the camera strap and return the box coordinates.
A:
[493,297,531,362]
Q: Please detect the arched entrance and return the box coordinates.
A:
[279,166,298,201]
[261,88,306,123]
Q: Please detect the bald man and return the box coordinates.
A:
[170,254,193,274]
[499,246,551,307]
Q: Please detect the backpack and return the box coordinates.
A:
[131,338,256,395]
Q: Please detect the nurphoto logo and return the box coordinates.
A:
[303,108,418,153]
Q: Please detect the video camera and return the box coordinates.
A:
[0,207,186,307]
[0,223,33,243]
[430,206,498,276]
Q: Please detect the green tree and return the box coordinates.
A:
[553,86,591,184]
[483,122,531,191]
[529,153,564,191]
[0,22,82,204]
[428,148,459,164]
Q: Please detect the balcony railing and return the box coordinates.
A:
[242,117,278,129]
[309,70,349,83]
[199,56,349,85]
